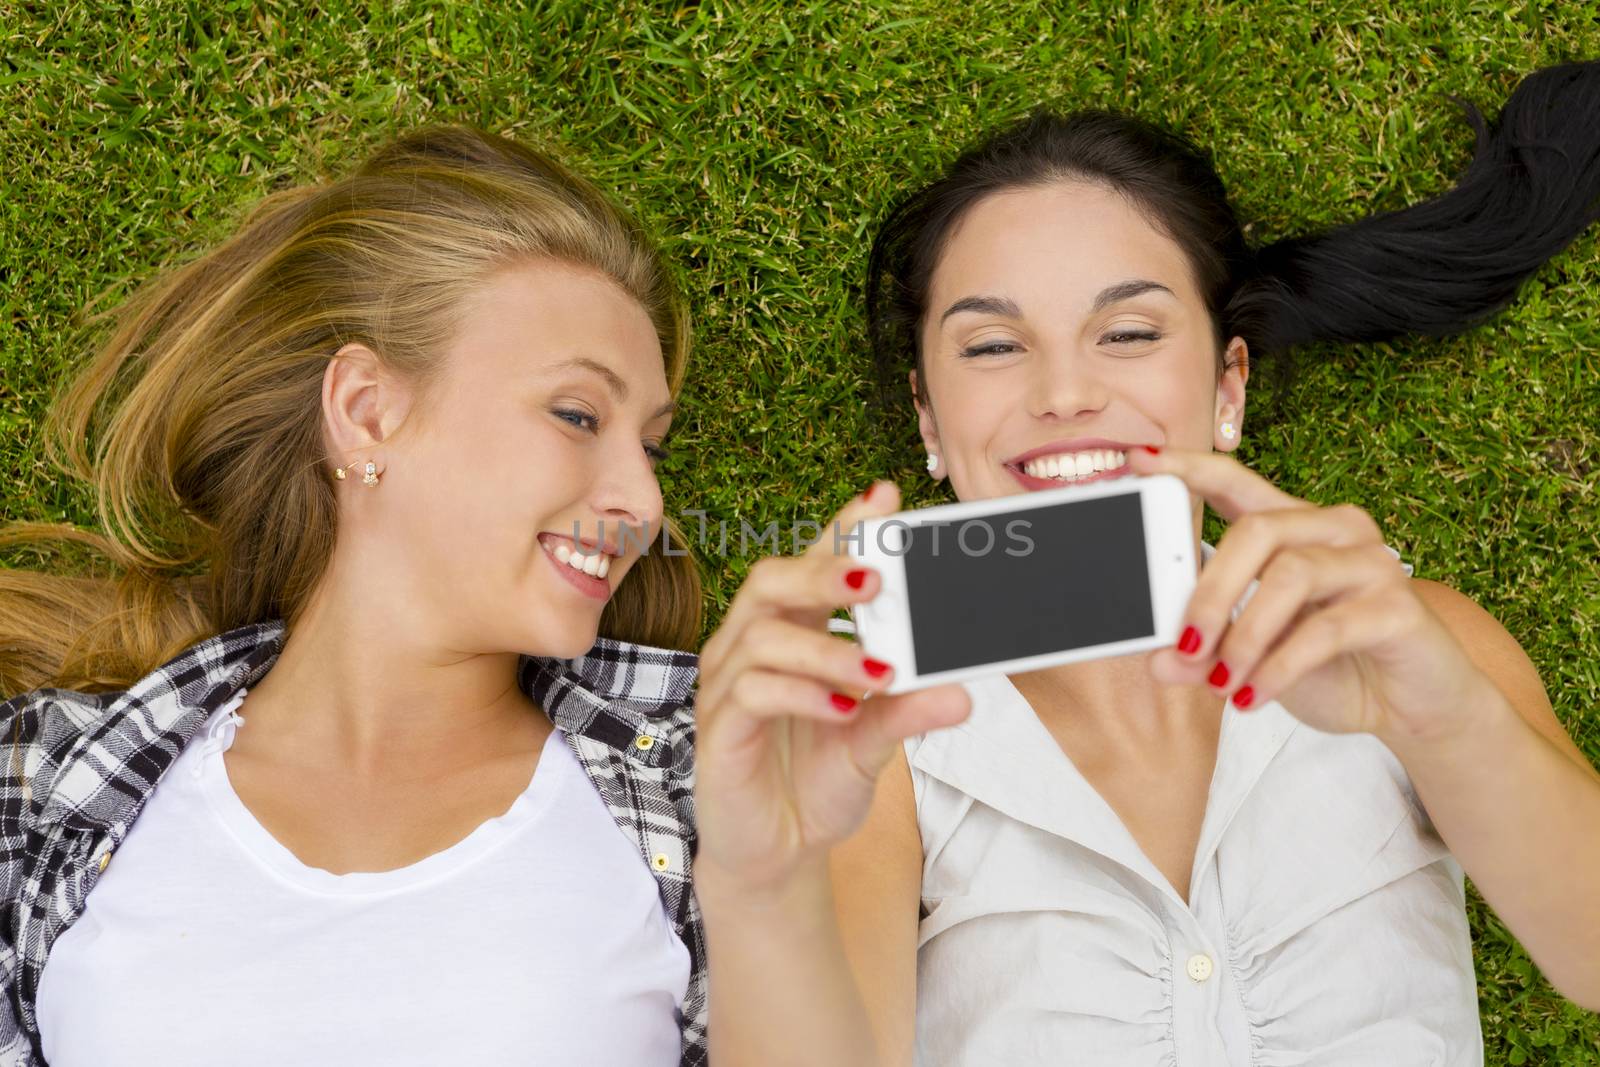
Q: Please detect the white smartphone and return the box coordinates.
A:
[848,474,1196,694]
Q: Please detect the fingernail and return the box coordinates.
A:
[1207,661,1230,688]
[1233,686,1255,710]
[845,569,869,590]
[1142,445,1161,455]
[863,657,891,678]
[1177,625,1202,656]
[831,693,858,713]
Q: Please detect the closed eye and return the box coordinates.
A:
[959,341,1022,358]
[1102,330,1162,345]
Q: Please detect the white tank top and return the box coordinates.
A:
[37,688,690,1066]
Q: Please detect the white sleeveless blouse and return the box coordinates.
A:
[903,548,1482,1066]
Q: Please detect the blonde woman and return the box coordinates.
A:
[0,127,708,1065]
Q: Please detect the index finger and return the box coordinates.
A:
[1125,447,1309,521]
[713,482,903,644]
[803,480,903,561]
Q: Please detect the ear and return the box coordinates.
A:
[910,369,945,481]
[1213,337,1249,453]
[323,343,416,462]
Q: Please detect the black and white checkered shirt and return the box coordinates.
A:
[0,619,708,1065]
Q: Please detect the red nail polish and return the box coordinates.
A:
[1208,661,1230,688]
[830,693,858,713]
[1233,686,1255,710]
[844,569,868,590]
[1142,445,1161,455]
[863,657,891,678]
[1177,626,1202,655]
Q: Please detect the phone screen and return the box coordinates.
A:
[901,491,1154,674]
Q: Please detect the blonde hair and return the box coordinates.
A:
[0,126,702,696]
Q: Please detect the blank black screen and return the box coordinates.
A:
[902,493,1154,675]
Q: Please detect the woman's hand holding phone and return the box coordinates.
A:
[693,481,972,1065]
[1129,446,1507,750]
[1130,447,1600,1010]
[693,480,972,898]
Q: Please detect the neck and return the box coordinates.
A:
[233,554,549,781]
[1010,653,1220,748]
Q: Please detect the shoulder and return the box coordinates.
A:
[1410,578,1515,641]
[833,744,921,887]
[1410,579,1546,703]
[0,685,121,814]
[0,621,284,836]
[1,684,117,734]
[0,686,124,914]
[1410,578,1597,779]
[540,637,697,720]
[827,743,922,1062]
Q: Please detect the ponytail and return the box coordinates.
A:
[1229,61,1600,354]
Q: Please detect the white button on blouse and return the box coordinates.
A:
[903,548,1482,1066]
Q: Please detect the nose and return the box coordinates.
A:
[1026,347,1109,422]
[592,445,664,550]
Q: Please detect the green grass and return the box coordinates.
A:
[3,1,1598,1061]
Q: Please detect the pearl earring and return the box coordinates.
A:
[1220,422,1236,440]
[926,452,939,475]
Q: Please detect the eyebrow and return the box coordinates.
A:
[940,295,1022,324]
[940,280,1174,325]
[552,356,676,418]
[1091,279,1175,311]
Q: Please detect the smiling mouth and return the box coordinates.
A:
[1009,447,1131,485]
[535,533,618,600]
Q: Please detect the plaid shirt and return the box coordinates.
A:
[0,619,708,1065]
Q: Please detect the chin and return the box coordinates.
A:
[542,622,603,660]
[498,610,601,661]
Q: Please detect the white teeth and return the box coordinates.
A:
[553,539,612,580]
[1022,448,1131,482]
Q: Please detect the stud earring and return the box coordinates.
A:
[1220,421,1237,440]
[334,460,381,486]
[926,452,939,475]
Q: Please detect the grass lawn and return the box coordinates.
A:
[3,2,1597,1061]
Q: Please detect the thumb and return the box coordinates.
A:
[847,683,972,774]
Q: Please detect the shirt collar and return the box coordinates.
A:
[907,540,1300,908]
[40,620,698,831]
